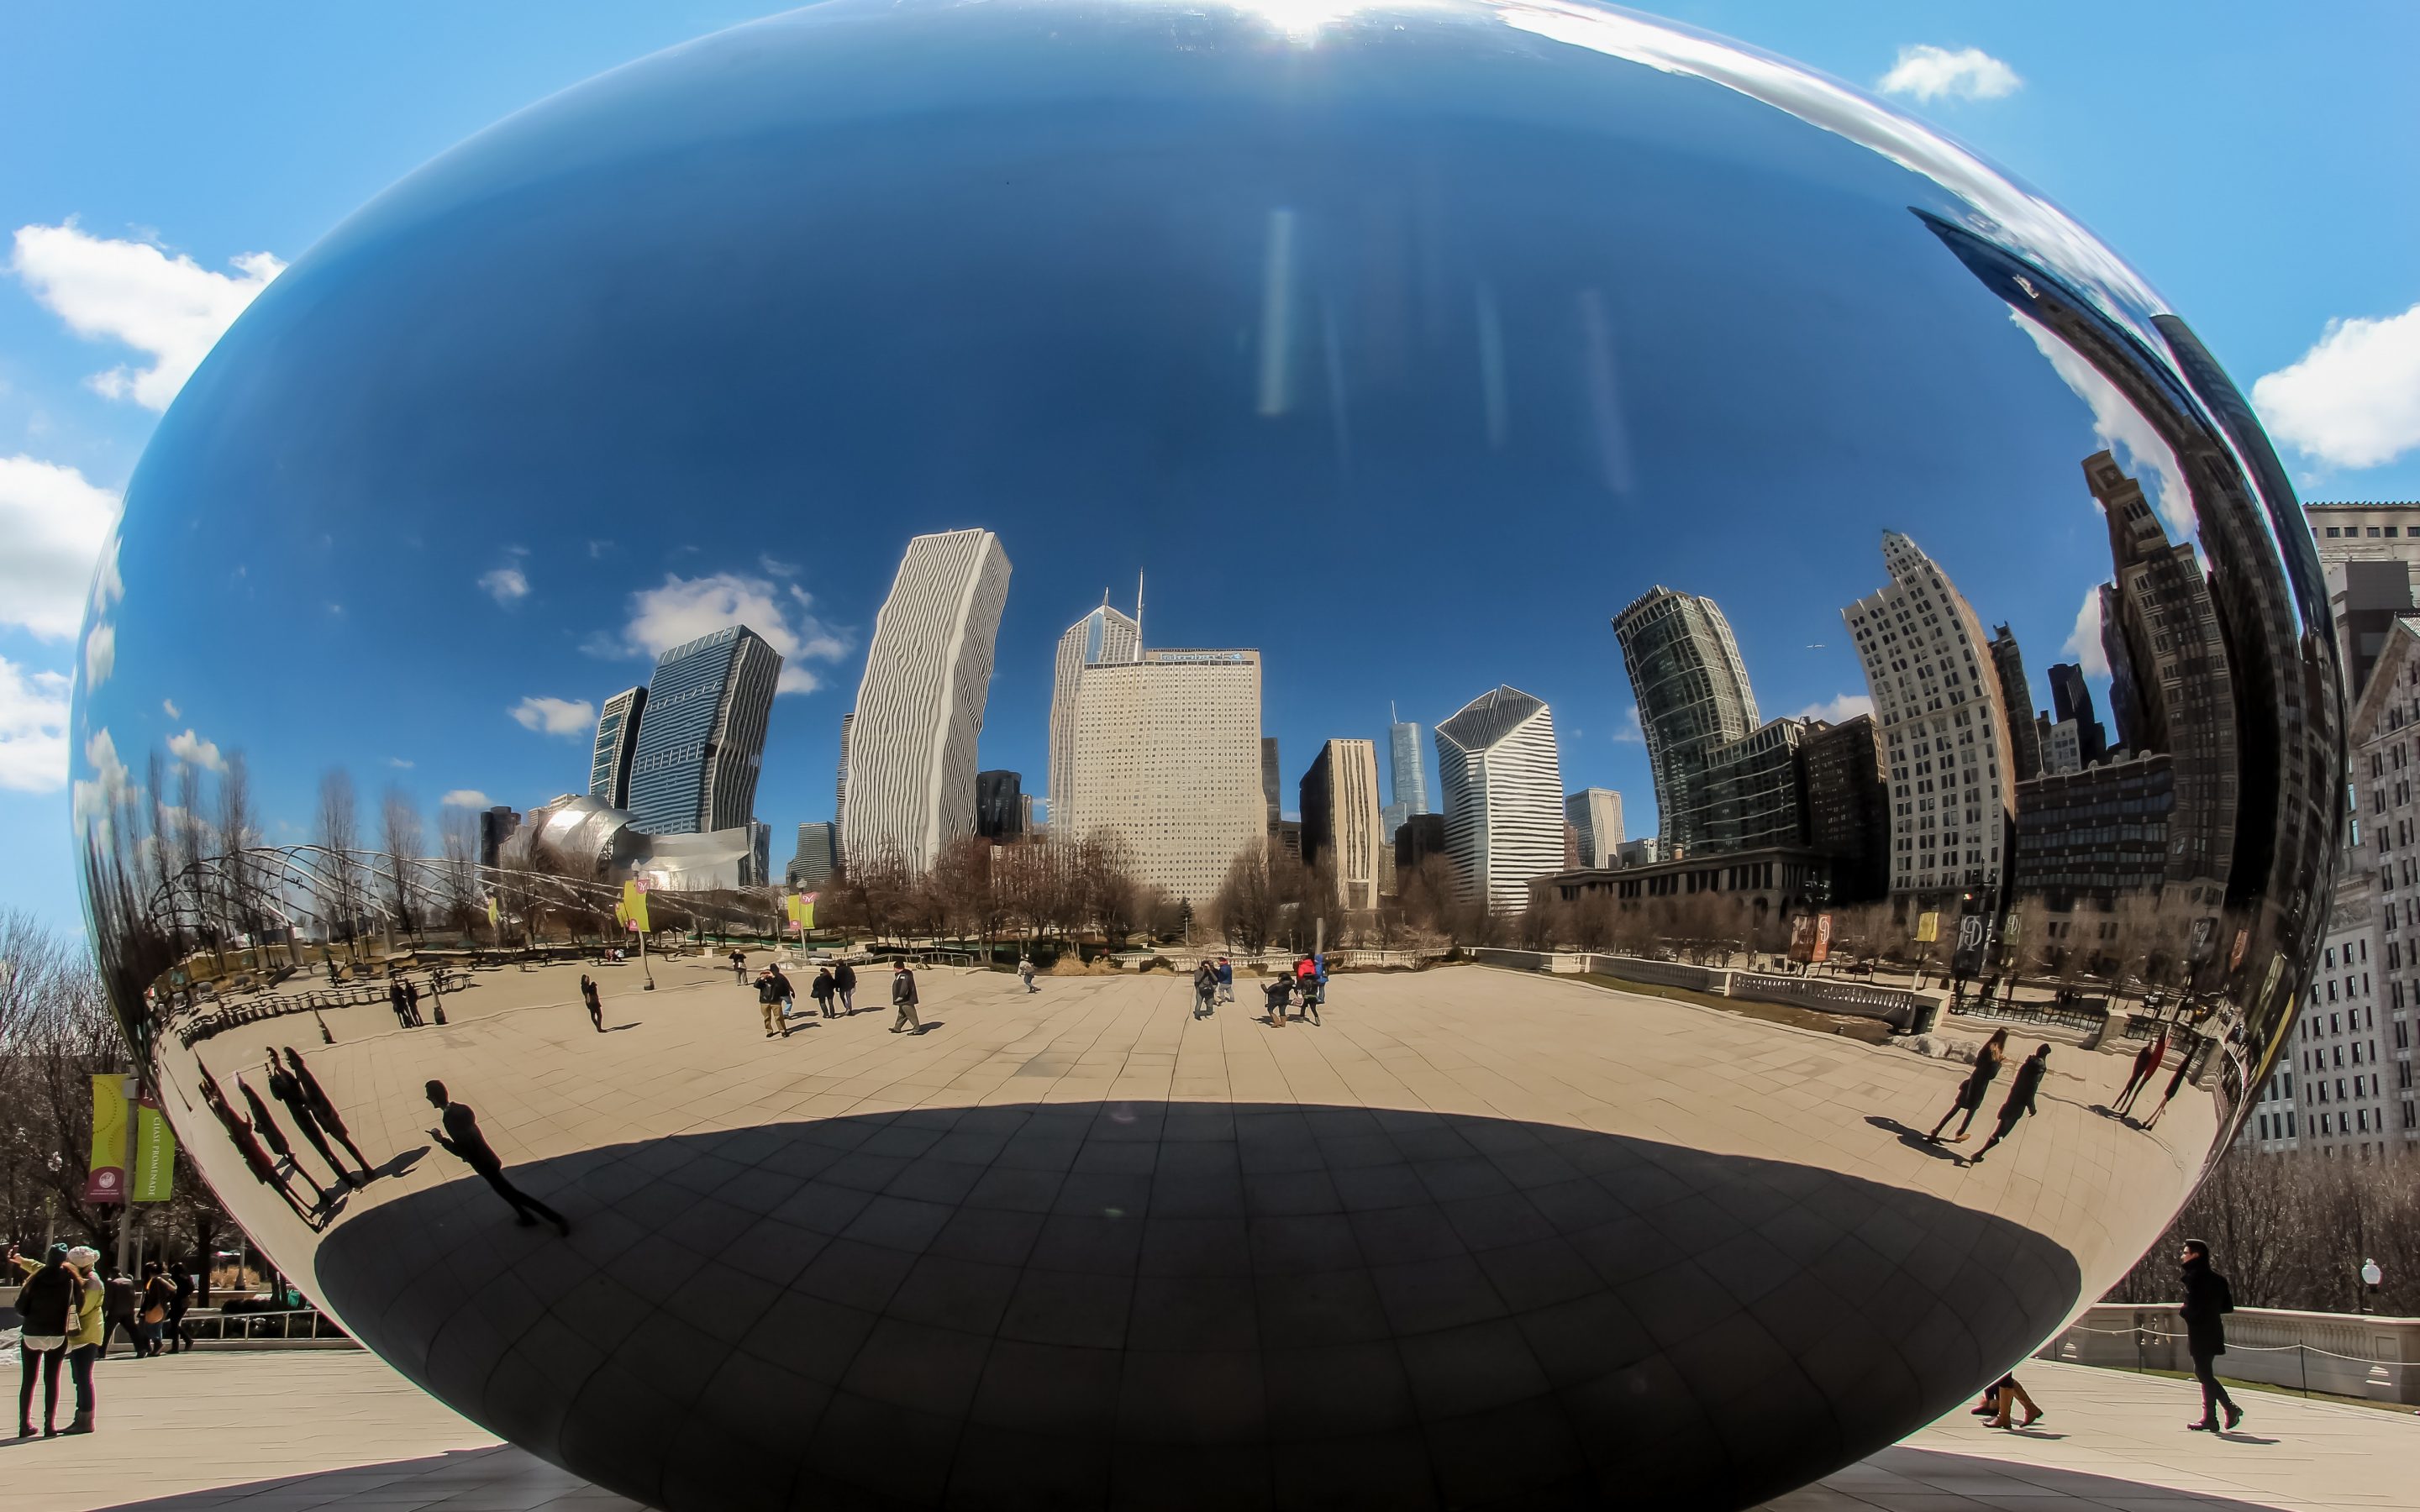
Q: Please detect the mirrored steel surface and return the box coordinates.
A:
[72,2,2339,1507]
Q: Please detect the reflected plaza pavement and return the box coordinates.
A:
[155,963,2214,1508]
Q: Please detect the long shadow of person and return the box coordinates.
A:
[600,1022,641,1033]
[1865,1115,1969,1163]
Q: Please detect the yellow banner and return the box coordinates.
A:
[133,1097,176,1202]
[1915,911,1939,944]
[485,895,500,927]
[86,1074,130,1204]
[622,880,650,934]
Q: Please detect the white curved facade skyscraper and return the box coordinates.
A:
[841,529,1013,872]
[1435,685,1565,913]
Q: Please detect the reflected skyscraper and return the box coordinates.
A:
[2090,450,2238,886]
[975,769,1023,841]
[1436,685,1565,912]
[587,686,646,810]
[1987,628,2041,782]
[1260,736,1281,832]
[1844,533,2013,900]
[1614,586,1760,853]
[786,821,839,889]
[1049,600,1140,828]
[1388,706,1429,815]
[625,626,781,837]
[841,529,1013,872]
[1061,649,1262,904]
[1301,738,1383,911]
[1564,788,1624,869]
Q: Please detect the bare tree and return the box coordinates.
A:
[381,788,426,942]
[315,769,362,960]
[1213,844,1284,954]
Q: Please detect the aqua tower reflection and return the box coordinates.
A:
[72,3,2340,1508]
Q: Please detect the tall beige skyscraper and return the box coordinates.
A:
[841,529,1013,872]
[1048,601,1141,827]
[1061,648,1262,905]
[1301,738,1383,911]
[1843,531,2014,901]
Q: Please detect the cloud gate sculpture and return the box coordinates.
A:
[73,2,2340,1507]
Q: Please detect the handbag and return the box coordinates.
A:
[143,1302,167,1325]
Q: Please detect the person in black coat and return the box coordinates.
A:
[1926,1029,2008,1142]
[890,962,922,1034]
[265,1052,366,1187]
[2180,1239,2241,1431]
[811,967,838,1019]
[9,1243,76,1436]
[238,1077,331,1206]
[281,1047,374,1173]
[1969,1045,2051,1163]
[425,1079,569,1234]
[834,958,858,1015]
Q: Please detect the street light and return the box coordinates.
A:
[2361,1257,2383,1312]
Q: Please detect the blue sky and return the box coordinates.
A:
[5,1,2417,936]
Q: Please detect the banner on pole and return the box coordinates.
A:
[622,880,651,934]
[1914,911,1939,944]
[133,1095,176,1202]
[86,1074,131,1204]
[485,895,500,928]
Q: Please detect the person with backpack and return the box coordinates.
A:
[9,1242,76,1437]
[2180,1238,2243,1431]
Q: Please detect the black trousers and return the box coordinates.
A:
[2191,1348,2236,1419]
[18,1346,62,1427]
[474,1162,566,1226]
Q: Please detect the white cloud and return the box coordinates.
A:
[1878,45,2022,103]
[10,222,284,410]
[166,727,224,771]
[388,757,414,769]
[1610,706,1644,744]
[478,565,530,605]
[440,789,491,809]
[2251,303,2420,470]
[0,454,123,639]
[161,698,179,717]
[2012,312,2195,538]
[82,621,115,689]
[71,726,131,842]
[0,659,71,793]
[1793,693,1876,723]
[616,572,851,695]
[2063,586,2111,678]
[511,696,595,737]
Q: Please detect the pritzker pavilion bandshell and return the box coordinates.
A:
[73,2,2338,1507]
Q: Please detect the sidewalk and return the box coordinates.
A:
[5,1351,2411,1510]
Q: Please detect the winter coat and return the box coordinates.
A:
[71,1272,105,1348]
[892,970,918,1007]
[10,1257,76,1339]
[2180,1256,2233,1356]
[834,962,857,992]
[811,971,836,1002]
[1956,1053,2003,1110]
[1996,1055,2048,1121]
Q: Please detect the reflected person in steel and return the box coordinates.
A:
[70,2,2338,1507]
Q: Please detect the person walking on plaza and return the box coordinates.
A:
[1216,956,1233,1004]
[891,960,922,1033]
[266,1052,366,1187]
[580,974,605,1032]
[812,965,838,1019]
[770,963,796,1021]
[729,948,748,982]
[2113,1032,2168,1117]
[406,976,434,1026]
[2181,1239,2243,1431]
[424,1079,570,1234]
[206,1074,321,1223]
[1263,970,1292,1027]
[1018,954,1039,994]
[1975,1373,2042,1429]
[387,979,416,1029]
[2142,1052,2193,1129]
[834,958,858,1015]
[9,1242,76,1437]
[137,1261,176,1357]
[1968,1044,2050,1164]
[1925,1029,2008,1143]
[100,1263,140,1357]
[1303,953,1326,1026]
[1193,958,1218,1019]
[756,968,790,1038]
[239,1075,334,1205]
[165,1257,196,1354]
[280,1047,374,1173]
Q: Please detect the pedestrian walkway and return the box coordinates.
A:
[8,1351,2412,1510]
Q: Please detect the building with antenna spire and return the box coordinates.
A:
[1049,588,1142,832]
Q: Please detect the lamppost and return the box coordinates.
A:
[2360,1257,2383,1313]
